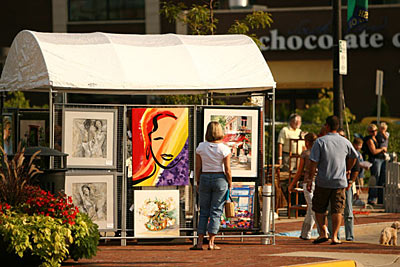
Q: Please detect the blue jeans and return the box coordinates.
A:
[198,173,228,235]
[344,187,354,241]
[368,158,386,204]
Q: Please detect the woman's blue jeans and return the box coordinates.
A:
[368,158,386,204]
[197,173,228,235]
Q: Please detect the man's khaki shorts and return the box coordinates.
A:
[312,185,346,214]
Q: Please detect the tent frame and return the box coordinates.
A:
[1,88,277,246]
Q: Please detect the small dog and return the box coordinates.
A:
[379,221,400,246]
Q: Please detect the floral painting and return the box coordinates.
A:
[134,190,179,237]
[131,108,189,186]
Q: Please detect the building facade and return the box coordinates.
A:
[1,0,399,120]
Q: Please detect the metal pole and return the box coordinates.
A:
[49,89,54,169]
[271,87,276,245]
[121,105,127,246]
[193,105,198,246]
[333,0,344,127]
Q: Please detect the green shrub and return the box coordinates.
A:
[0,211,72,267]
[68,213,100,261]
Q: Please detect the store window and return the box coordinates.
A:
[69,0,145,21]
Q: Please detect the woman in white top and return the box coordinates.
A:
[190,121,232,250]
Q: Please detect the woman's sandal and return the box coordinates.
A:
[208,245,221,250]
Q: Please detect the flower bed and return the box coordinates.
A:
[0,146,100,267]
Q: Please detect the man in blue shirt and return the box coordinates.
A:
[307,116,357,245]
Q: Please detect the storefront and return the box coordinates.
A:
[217,5,400,120]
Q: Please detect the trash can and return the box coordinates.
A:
[17,146,68,195]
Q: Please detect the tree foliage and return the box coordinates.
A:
[4,91,48,109]
[160,1,272,104]
[296,89,356,124]
[161,1,272,46]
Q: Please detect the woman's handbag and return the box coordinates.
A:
[224,189,235,218]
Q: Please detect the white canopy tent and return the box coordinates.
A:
[0,30,277,245]
[0,30,276,94]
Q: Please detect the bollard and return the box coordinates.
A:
[261,184,272,244]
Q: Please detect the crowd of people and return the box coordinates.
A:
[280,114,390,243]
[191,114,390,249]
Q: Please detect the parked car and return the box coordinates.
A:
[360,117,400,125]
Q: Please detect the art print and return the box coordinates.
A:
[63,109,116,168]
[2,113,15,154]
[134,190,180,237]
[65,173,115,230]
[221,182,255,229]
[131,108,189,186]
[19,120,46,147]
[203,108,259,177]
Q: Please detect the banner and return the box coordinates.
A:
[347,0,368,30]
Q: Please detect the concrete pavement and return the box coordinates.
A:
[63,212,400,266]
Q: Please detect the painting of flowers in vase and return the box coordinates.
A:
[134,190,179,237]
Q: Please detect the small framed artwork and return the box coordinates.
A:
[63,108,117,168]
[134,190,180,237]
[18,110,49,148]
[65,173,116,230]
[221,182,255,229]
[203,107,259,177]
[2,113,15,154]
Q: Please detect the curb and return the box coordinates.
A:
[284,259,358,267]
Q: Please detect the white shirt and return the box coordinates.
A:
[196,141,231,172]
[277,126,302,153]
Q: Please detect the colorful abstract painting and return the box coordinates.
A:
[134,190,180,237]
[221,182,255,229]
[131,108,189,186]
[203,108,259,177]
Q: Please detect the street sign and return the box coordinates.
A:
[376,69,384,96]
[339,40,347,75]
[376,69,384,125]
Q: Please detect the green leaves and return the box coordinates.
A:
[0,211,99,266]
[161,1,272,38]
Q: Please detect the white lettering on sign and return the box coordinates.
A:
[260,29,398,51]
[304,35,317,50]
[393,33,400,48]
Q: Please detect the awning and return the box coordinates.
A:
[0,30,276,95]
[268,60,332,89]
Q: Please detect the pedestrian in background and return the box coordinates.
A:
[277,113,302,172]
[365,124,387,205]
[288,132,320,240]
[307,115,357,245]
[191,121,232,250]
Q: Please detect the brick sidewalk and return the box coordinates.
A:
[63,213,400,266]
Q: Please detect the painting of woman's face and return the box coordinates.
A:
[150,116,177,167]
[131,108,189,187]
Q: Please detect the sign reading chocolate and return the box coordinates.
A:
[260,29,400,51]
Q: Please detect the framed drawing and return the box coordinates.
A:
[65,173,116,230]
[221,182,255,229]
[203,107,259,177]
[134,190,180,237]
[63,108,117,168]
[131,108,189,186]
[2,113,15,154]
